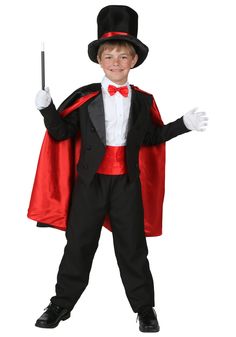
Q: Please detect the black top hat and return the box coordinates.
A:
[88,5,149,68]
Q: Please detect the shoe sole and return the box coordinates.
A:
[35,312,71,329]
[139,324,160,333]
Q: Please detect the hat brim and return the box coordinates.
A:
[88,35,149,68]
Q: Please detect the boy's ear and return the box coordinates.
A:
[97,55,101,65]
[131,54,138,68]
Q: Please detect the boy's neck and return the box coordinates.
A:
[104,75,129,86]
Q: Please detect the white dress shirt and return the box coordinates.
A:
[101,76,132,146]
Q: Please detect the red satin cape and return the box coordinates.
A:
[27,87,165,236]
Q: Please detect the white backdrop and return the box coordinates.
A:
[1,0,235,336]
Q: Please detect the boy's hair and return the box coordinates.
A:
[97,40,137,60]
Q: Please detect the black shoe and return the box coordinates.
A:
[35,302,71,328]
[137,307,160,333]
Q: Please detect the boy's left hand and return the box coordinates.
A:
[183,107,208,131]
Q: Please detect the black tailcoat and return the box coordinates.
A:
[40,83,189,185]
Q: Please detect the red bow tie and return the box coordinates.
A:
[108,85,129,97]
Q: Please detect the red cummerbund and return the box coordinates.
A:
[96,145,128,175]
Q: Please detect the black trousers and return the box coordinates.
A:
[50,173,155,313]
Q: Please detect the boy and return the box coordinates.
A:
[29,5,208,333]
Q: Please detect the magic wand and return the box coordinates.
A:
[41,42,45,90]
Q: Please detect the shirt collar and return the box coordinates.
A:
[101,76,130,95]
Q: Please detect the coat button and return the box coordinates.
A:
[90,126,95,132]
[83,163,88,169]
[86,145,92,151]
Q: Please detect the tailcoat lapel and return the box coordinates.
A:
[127,86,148,137]
[88,92,106,146]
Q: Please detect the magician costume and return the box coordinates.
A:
[28,5,190,314]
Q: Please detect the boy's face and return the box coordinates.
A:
[97,46,138,85]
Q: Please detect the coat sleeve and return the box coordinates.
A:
[39,101,80,141]
[142,97,191,146]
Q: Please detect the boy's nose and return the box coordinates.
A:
[113,58,119,65]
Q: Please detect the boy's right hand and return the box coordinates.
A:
[35,87,52,110]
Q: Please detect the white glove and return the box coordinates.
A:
[183,107,208,131]
[35,87,52,110]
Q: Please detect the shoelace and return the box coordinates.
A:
[43,303,60,313]
[136,308,157,323]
